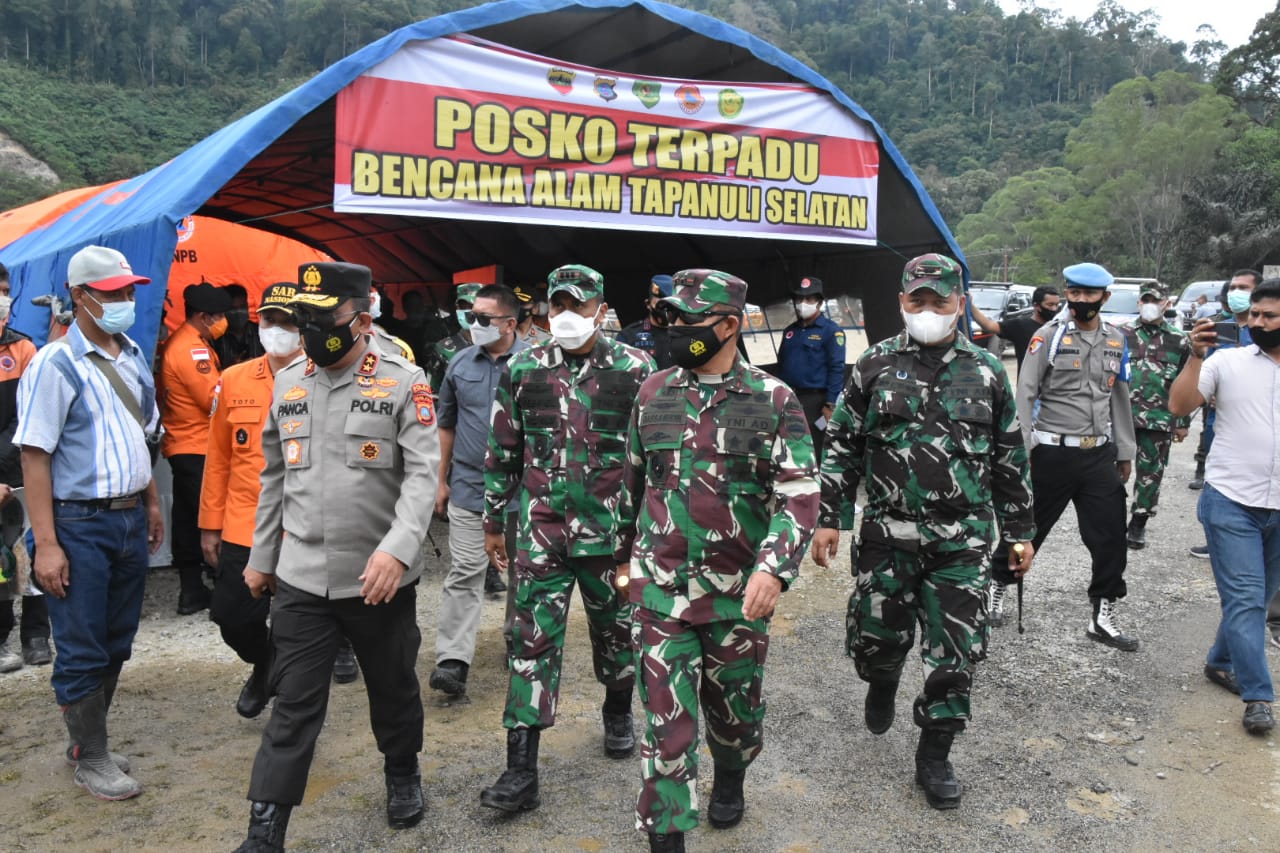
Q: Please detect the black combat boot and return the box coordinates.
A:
[602,687,635,758]
[707,765,747,828]
[385,756,424,829]
[480,728,541,812]
[1086,598,1140,651]
[1189,459,1206,490]
[864,678,899,734]
[648,831,686,852]
[333,639,360,683]
[176,565,212,615]
[428,659,469,696]
[233,801,292,853]
[1126,514,1148,550]
[484,563,508,594]
[915,729,962,810]
[986,581,1008,628]
[236,662,270,719]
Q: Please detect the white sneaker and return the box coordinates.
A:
[0,639,22,673]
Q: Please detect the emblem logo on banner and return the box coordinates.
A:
[633,80,661,108]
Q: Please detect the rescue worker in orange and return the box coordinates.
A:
[199,284,302,718]
[159,282,232,615]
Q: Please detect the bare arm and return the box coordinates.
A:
[1169,318,1212,417]
[21,447,68,597]
[969,303,1001,336]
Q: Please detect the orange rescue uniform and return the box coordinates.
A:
[158,322,222,457]
[198,356,276,548]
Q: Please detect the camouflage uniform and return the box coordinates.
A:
[820,270,1034,733]
[423,283,481,395]
[1121,317,1190,518]
[483,305,654,731]
[616,270,818,835]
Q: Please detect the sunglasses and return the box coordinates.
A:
[294,307,358,330]
[465,310,513,327]
[659,304,736,325]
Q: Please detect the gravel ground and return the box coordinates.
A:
[2,413,1279,852]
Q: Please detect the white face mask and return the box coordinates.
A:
[550,307,600,350]
[1138,303,1163,324]
[369,291,382,320]
[470,321,503,348]
[259,324,301,357]
[795,300,819,320]
[901,308,958,345]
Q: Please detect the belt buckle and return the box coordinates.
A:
[1079,436,1098,449]
[107,496,138,510]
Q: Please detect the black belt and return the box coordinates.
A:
[59,493,144,511]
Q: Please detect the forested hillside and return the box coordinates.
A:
[0,0,1275,283]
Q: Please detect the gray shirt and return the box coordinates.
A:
[248,341,440,598]
[438,338,529,512]
[1017,319,1137,461]
[1199,344,1280,509]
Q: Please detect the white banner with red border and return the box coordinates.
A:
[334,34,879,244]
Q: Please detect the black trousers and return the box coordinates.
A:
[0,593,49,642]
[167,453,212,591]
[247,579,424,806]
[993,442,1127,600]
[209,542,270,666]
[794,387,829,458]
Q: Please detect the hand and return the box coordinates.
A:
[743,572,783,621]
[1173,427,1188,443]
[821,403,835,418]
[359,550,406,605]
[1188,318,1215,359]
[811,527,840,568]
[1008,540,1035,578]
[243,567,276,599]
[0,484,12,506]
[200,529,222,568]
[433,481,450,519]
[147,503,164,555]
[485,531,509,571]
[34,541,70,598]
[1117,460,1132,483]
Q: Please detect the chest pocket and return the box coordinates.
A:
[227,406,262,453]
[278,415,311,469]
[639,395,683,490]
[866,386,921,443]
[588,372,636,469]
[941,387,993,456]
[518,378,562,469]
[1048,353,1084,392]
[715,396,776,495]
[344,413,397,470]
[1099,354,1122,393]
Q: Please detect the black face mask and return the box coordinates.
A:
[669,317,728,369]
[301,315,359,367]
[1250,325,1280,350]
[1067,299,1101,323]
[648,305,668,326]
[1036,305,1058,322]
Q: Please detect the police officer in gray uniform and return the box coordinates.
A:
[989,262,1139,650]
[233,262,440,853]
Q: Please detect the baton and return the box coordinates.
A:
[1012,543,1026,635]
[425,527,443,559]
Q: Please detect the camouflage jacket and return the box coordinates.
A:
[1121,320,1191,432]
[424,330,470,397]
[615,357,819,624]
[819,331,1034,551]
[483,335,655,557]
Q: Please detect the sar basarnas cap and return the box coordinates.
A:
[547,264,604,302]
[664,269,748,314]
[258,282,299,318]
[901,253,962,297]
[292,262,372,310]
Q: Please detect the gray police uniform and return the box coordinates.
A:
[992,317,1136,600]
[246,343,439,806]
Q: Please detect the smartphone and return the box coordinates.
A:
[1212,321,1239,345]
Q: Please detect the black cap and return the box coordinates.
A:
[183,282,232,314]
[292,262,372,311]
[791,276,823,298]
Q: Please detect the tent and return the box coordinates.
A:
[0,0,963,359]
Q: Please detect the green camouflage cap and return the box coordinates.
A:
[1139,282,1166,299]
[455,282,484,305]
[663,269,748,313]
[547,264,604,302]
[902,253,962,297]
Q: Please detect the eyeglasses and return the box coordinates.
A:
[294,307,358,330]
[465,311,513,327]
[658,304,737,326]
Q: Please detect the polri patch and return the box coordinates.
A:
[412,382,435,426]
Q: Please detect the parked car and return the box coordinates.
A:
[1174,280,1224,330]
[1099,282,1141,327]
[966,282,1036,352]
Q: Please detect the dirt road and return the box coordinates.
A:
[1,425,1277,852]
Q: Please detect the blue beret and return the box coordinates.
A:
[650,274,674,298]
[1062,262,1114,289]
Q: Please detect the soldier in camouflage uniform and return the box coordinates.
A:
[617,269,818,853]
[479,264,654,814]
[423,282,481,396]
[1121,283,1191,549]
[811,254,1035,812]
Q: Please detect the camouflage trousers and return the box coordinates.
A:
[632,607,770,834]
[848,538,988,732]
[503,551,634,730]
[1131,428,1173,518]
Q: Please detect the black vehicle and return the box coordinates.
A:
[967,283,1036,352]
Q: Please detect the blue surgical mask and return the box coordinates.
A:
[1227,290,1252,314]
[84,290,136,334]
[456,309,471,330]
